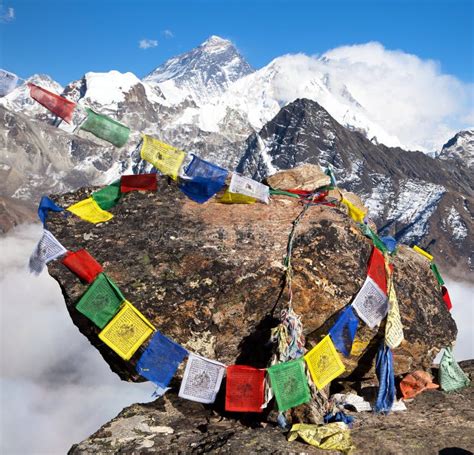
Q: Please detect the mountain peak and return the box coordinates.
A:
[201,35,232,49]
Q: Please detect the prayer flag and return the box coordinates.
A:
[384,280,404,349]
[178,353,226,404]
[323,411,354,427]
[380,236,397,253]
[441,286,453,311]
[341,198,365,223]
[225,365,265,413]
[80,108,130,147]
[62,249,103,283]
[305,335,345,390]
[120,174,157,193]
[267,358,311,411]
[140,135,186,180]
[228,174,270,204]
[219,190,256,204]
[430,263,445,286]
[28,83,76,123]
[136,331,188,393]
[37,196,63,226]
[374,343,395,413]
[67,197,113,224]
[352,276,389,329]
[0,69,18,96]
[99,301,155,361]
[91,180,122,210]
[400,370,439,399]
[412,245,433,261]
[328,306,359,357]
[439,347,470,392]
[29,229,67,275]
[359,224,388,254]
[76,273,124,328]
[367,247,389,294]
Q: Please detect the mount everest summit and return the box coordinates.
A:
[0,35,472,274]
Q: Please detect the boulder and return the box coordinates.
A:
[265,164,330,191]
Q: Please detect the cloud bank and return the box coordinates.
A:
[139,39,158,50]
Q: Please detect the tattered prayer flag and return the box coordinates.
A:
[99,301,155,361]
[140,135,186,180]
[441,286,453,311]
[412,245,433,262]
[28,83,76,123]
[120,174,157,193]
[136,331,188,392]
[38,196,64,226]
[323,411,354,427]
[439,347,470,392]
[219,190,256,204]
[384,280,404,349]
[374,343,395,413]
[359,224,388,254]
[29,229,67,275]
[328,306,359,357]
[76,273,125,328]
[305,335,345,390]
[351,276,389,329]
[325,164,337,188]
[62,249,103,283]
[400,370,439,399]
[225,365,265,413]
[430,263,445,286]
[267,358,311,411]
[80,108,130,147]
[92,180,122,210]
[341,198,365,223]
[0,69,18,96]
[288,422,354,454]
[367,247,389,294]
[178,353,226,404]
[228,174,270,204]
[67,197,113,224]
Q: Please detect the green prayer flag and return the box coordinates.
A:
[359,224,388,254]
[267,358,311,411]
[80,108,130,147]
[92,180,122,210]
[76,273,125,328]
[430,263,445,286]
[439,347,470,392]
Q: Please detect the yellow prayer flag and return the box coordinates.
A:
[305,335,345,390]
[140,135,186,180]
[98,300,155,360]
[67,197,113,224]
[413,245,434,261]
[341,198,365,223]
[384,256,404,349]
[350,339,370,356]
[219,190,256,204]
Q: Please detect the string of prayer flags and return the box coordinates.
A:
[37,196,64,226]
[80,108,130,147]
[267,358,311,411]
[341,197,365,223]
[430,263,445,286]
[62,249,103,283]
[367,247,390,294]
[374,343,395,414]
[352,276,389,329]
[28,83,76,123]
[219,190,256,204]
[179,155,228,203]
[140,135,186,180]
[136,331,188,394]
[441,286,453,311]
[178,353,226,404]
[67,197,113,224]
[287,422,354,454]
[228,174,270,204]
[412,245,433,261]
[120,174,157,193]
[29,229,67,275]
[305,335,345,390]
[0,69,18,96]
[400,370,439,399]
[328,306,359,357]
[98,300,155,361]
[76,273,124,327]
[225,365,265,413]
[439,347,470,392]
[91,180,122,210]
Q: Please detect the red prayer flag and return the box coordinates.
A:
[225,365,265,413]
[367,247,392,294]
[61,249,103,283]
[28,83,76,123]
[120,174,157,193]
[441,286,452,311]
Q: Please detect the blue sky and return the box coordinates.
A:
[0,0,473,85]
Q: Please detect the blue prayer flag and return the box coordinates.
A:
[323,411,354,428]
[38,196,64,226]
[328,306,359,357]
[374,343,395,413]
[380,236,397,253]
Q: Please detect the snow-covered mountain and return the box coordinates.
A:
[438,129,474,168]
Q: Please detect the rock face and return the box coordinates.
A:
[46,176,456,384]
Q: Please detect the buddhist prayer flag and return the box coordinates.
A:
[80,108,130,147]
[400,370,439,399]
[430,263,445,286]
[384,280,404,349]
[140,135,186,180]
[76,273,124,328]
[225,365,265,413]
[120,174,157,193]
[67,197,113,224]
[62,249,103,283]
[305,335,345,390]
[37,196,64,226]
[374,343,395,413]
[341,198,365,223]
[412,245,433,261]
[219,190,256,204]
[29,229,67,275]
[380,236,397,253]
[359,224,388,254]
[99,301,155,361]
[28,83,76,123]
[136,331,188,393]
[441,286,453,311]
[367,247,389,294]
[92,180,122,210]
[228,174,270,204]
[328,306,359,358]
[352,276,389,329]
[267,358,311,411]
[439,347,470,392]
[0,69,18,96]
[178,353,226,404]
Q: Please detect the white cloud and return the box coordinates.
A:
[162,29,174,39]
[0,5,14,22]
[139,39,158,50]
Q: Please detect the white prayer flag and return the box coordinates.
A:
[391,400,407,412]
[352,276,388,329]
[178,353,226,404]
[385,281,404,349]
[29,229,67,275]
[0,69,18,97]
[228,174,270,204]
